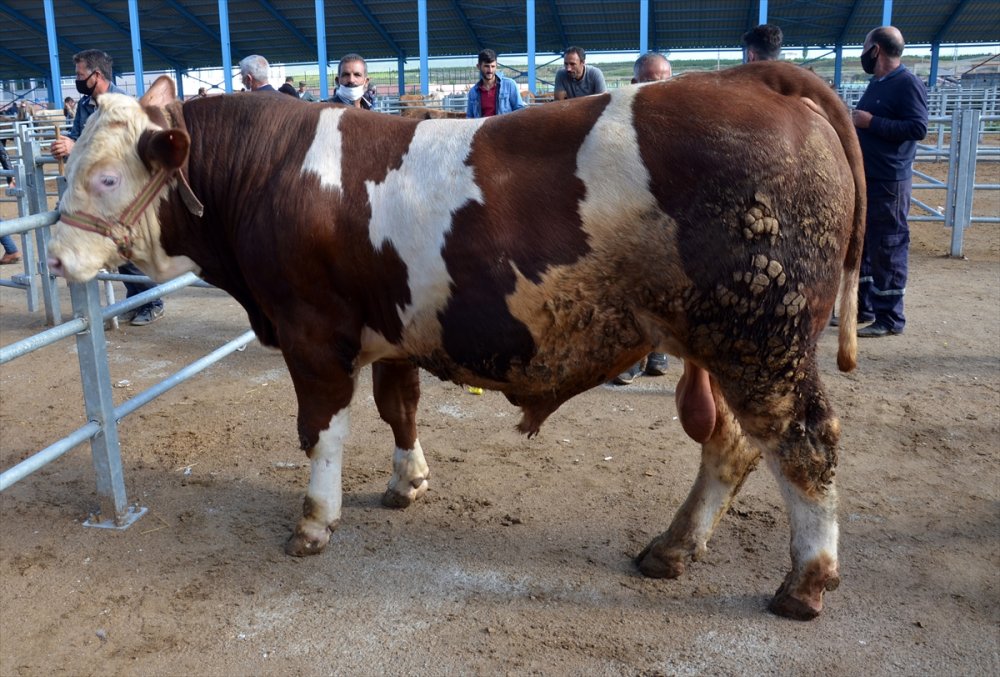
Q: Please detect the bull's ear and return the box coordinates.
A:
[140,76,177,108]
[137,129,190,171]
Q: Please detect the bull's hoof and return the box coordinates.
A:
[284,520,338,557]
[635,544,687,579]
[767,567,841,620]
[381,476,429,509]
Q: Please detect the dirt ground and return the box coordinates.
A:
[1,159,998,676]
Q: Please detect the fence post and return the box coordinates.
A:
[946,108,980,258]
[70,278,147,528]
[16,129,63,325]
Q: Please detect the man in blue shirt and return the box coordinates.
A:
[51,49,165,326]
[466,49,525,118]
[852,26,928,337]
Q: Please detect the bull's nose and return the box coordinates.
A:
[46,256,66,277]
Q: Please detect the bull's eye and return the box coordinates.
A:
[100,175,119,188]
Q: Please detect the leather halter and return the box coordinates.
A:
[60,167,204,260]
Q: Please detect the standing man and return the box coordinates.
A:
[742,24,784,62]
[610,52,674,386]
[278,76,298,97]
[852,26,928,338]
[239,55,276,92]
[298,81,317,102]
[51,49,165,326]
[331,54,373,109]
[554,46,606,100]
[466,49,525,118]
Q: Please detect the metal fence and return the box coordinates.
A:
[0,119,255,529]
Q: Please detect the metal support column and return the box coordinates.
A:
[128,0,146,96]
[42,0,63,106]
[71,279,147,528]
[527,0,536,95]
[945,109,980,258]
[316,0,329,101]
[639,0,649,54]
[418,0,429,96]
[219,0,234,93]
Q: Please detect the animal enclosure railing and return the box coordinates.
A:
[910,110,998,257]
[0,210,255,529]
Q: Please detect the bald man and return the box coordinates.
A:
[632,52,672,83]
[611,52,674,386]
[851,26,928,338]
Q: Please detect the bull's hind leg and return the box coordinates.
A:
[636,374,761,578]
[756,366,841,620]
[373,360,430,508]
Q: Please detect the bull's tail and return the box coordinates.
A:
[831,93,866,374]
[836,260,860,372]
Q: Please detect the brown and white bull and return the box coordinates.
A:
[47,62,865,620]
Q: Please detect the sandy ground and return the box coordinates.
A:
[0,160,998,675]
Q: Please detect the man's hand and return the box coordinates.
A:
[851,109,873,129]
[50,137,75,160]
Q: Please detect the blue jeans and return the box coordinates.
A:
[119,261,163,311]
[1,234,18,255]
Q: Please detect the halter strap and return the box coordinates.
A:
[60,167,203,260]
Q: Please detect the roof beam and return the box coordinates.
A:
[0,47,48,76]
[933,0,971,44]
[163,0,247,56]
[348,0,406,59]
[0,3,83,54]
[545,0,569,50]
[255,0,315,52]
[69,0,186,72]
[837,0,864,44]
[450,1,483,50]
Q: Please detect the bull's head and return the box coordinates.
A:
[47,76,202,283]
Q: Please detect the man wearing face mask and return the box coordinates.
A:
[51,50,126,161]
[849,26,928,338]
[331,54,372,110]
[51,49,165,326]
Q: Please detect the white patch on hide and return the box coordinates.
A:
[575,88,658,229]
[365,119,488,328]
[306,408,350,525]
[301,108,347,190]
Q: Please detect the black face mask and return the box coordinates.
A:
[75,71,97,96]
[860,46,878,75]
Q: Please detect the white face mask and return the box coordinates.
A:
[337,84,365,102]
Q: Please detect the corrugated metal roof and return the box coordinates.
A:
[2,0,998,81]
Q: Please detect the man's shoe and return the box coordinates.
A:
[130,306,164,326]
[831,314,875,328]
[857,323,900,338]
[645,353,668,376]
[611,362,643,386]
[0,252,21,265]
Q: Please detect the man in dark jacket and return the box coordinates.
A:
[52,49,165,325]
[278,76,298,97]
[852,26,928,337]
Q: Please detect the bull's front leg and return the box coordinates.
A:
[636,368,761,577]
[283,346,356,557]
[372,360,430,508]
